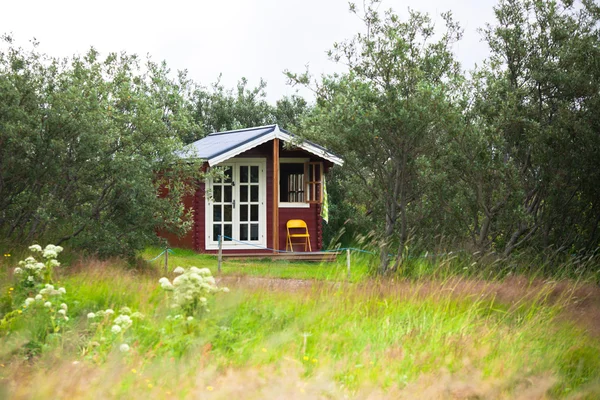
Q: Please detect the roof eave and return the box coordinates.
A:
[274,126,344,166]
[203,124,344,166]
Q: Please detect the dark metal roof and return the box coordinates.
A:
[179,124,343,166]
[180,125,276,160]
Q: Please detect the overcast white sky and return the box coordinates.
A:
[1,0,498,103]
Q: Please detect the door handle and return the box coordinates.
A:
[232,199,235,208]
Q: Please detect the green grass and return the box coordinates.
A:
[142,246,372,282]
[1,249,599,398]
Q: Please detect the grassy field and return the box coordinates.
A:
[1,248,600,399]
[141,246,373,282]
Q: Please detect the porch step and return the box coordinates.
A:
[221,251,340,262]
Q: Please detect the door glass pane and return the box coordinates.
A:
[213,186,222,202]
[224,186,232,202]
[240,224,248,241]
[250,186,258,202]
[240,166,248,183]
[240,186,248,202]
[224,167,232,183]
[224,205,232,222]
[224,224,232,240]
[250,205,258,221]
[240,205,248,221]
[213,224,221,241]
[250,166,259,183]
[250,224,259,241]
[213,205,221,222]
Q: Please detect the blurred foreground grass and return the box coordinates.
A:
[0,249,599,398]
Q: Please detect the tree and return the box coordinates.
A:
[473,0,600,256]
[186,77,310,143]
[0,36,202,257]
[288,1,464,273]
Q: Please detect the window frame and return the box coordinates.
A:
[278,158,324,207]
[279,158,310,208]
[306,161,324,204]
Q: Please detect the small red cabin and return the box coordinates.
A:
[160,125,343,255]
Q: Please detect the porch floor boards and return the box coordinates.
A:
[220,251,340,262]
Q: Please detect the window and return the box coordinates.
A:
[280,163,305,202]
[306,162,323,203]
[279,160,323,205]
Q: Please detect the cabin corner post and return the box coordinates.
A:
[272,139,280,253]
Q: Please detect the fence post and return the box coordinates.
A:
[164,246,169,275]
[218,235,223,274]
[346,248,351,281]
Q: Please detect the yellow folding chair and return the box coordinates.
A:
[286,219,312,252]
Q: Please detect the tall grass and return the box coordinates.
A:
[141,245,600,287]
[1,255,599,398]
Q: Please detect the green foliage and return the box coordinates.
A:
[0,36,203,257]
[186,76,309,142]
[290,0,600,267]
[288,1,464,273]
[459,0,600,256]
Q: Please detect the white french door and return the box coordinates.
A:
[205,159,266,250]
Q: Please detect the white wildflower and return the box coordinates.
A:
[87,312,96,319]
[199,297,207,303]
[42,244,63,259]
[173,266,185,274]
[159,277,170,284]
[114,315,132,329]
[198,268,212,277]
[58,309,66,315]
[13,267,23,274]
[131,312,144,319]
[58,287,66,294]
[119,343,130,353]
[172,275,184,285]
[25,298,35,306]
[49,259,60,267]
[42,249,58,259]
[111,325,122,334]
[222,287,230,293]
[119,306,131,315]
[105,309,114,315]
[60,303,68,310]
[35,294,43,301]
[34,262,45,270]
[44,301,52,308]
[189,267,201,274]
[204,276,216,285]
[27,276,34,282]
[64,316,69,321]
[29,244,42,252]
[187,316,194,321]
